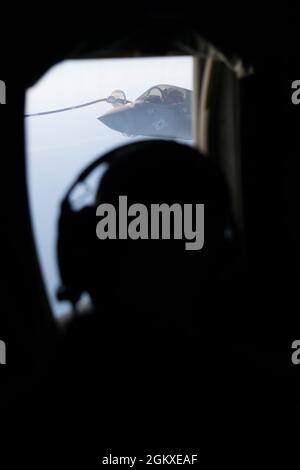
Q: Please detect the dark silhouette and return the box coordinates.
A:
[57,140,239,328]
[50,140,248,453]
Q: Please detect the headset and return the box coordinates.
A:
[56,141,239,310]
[56,150,116,308]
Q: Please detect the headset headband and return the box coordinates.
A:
[61,151,114,211]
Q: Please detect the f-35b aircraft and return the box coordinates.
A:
[25,84,192,141]
[98,85,192,140]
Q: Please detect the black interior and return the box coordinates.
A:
[0,4,299,465]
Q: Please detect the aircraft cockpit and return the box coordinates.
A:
[137,85,188,105]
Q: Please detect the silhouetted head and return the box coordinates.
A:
[84,140,239,325]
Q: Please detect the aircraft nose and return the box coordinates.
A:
[98,106,134,134]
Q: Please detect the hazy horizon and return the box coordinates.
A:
[25,56,194,318]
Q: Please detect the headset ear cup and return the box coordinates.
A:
[57,205,95,304]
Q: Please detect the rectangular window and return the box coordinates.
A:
[25,56,194,319]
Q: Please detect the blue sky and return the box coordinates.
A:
[25,56,193,318]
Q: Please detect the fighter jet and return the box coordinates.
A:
[25,84,193,140]
[98,85,192,140]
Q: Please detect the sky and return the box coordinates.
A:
[25,56,193,318]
